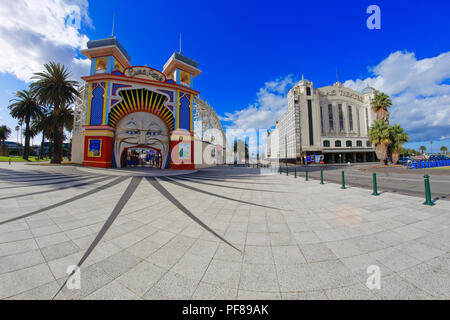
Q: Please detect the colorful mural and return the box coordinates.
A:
[108,88,174,130]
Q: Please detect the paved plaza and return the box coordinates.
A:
[0,163,449,300]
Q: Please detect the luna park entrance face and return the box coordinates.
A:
[113,112,170,168]
[122,147,162,168]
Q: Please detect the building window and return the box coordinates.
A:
[366,140,372,147]
[323,140,330,147]
[365,108,369,134]
[348,105,353,131]
[357,140,362,147]
[306,87,311,96]
[356,108,361,134]
[338,104,344,132]
[320,106,324,135]
[307,100,314,145]
[346,140,352,147]
[328,104,334,131]
[335,140,341,147]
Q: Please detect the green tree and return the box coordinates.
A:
[440,146,448,155]
[0,125,11,144]
[368,119,391,165]
[419,145,427,154]
[14,125,20,144]
[400,147,412,157]
[31,110,51,159]
[389,124,409,164]
[8,90,43,160]
[371,92,392,122]
[31,62,79,164]
[51,105,74,158]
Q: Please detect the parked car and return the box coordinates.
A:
[429,154,449,160]
[398,157,412,165]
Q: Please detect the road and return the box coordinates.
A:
[280,163,450,202]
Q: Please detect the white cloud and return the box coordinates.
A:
[221,74,296,132]
[344,51,450,142]
[0,0,91,83]
[220,75,297,156]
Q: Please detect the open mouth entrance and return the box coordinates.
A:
[121,147,162,169]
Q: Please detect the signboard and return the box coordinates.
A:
[179,142,191,160]
[88,139,101,157]
[124,66,166,82]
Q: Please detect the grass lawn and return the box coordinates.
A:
[0,156,50,162]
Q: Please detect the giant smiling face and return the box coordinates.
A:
[114,112,169,168]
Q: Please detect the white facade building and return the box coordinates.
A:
[267,78,377,164]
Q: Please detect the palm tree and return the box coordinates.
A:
[389,124,409,164]
[8,90,43,160]
[31,62,79,164]
[0,125,11,156]
[50,104,74,159]
[15,125,19,144]
[371,92,392,122]
[0,125,11,144]
[368,119,391,165]
[57,105,74,133]
[31,110,52,159]
[419,146,427,155]
[440,146,448,155]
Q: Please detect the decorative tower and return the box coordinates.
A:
[79,36,131,167]
[162,51,202,170]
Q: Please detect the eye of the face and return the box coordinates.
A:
[126,130,139,135]
[147,131,160,136]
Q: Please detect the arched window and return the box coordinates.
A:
[323,140,330,147]
[346,140,352,147]
[306,87,311,96]
[335,140,341,147]
[357,140,362,147]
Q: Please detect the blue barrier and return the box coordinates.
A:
[405,159,450,169]
[409,159,450,169]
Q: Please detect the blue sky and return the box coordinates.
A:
[0,0,449,152]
